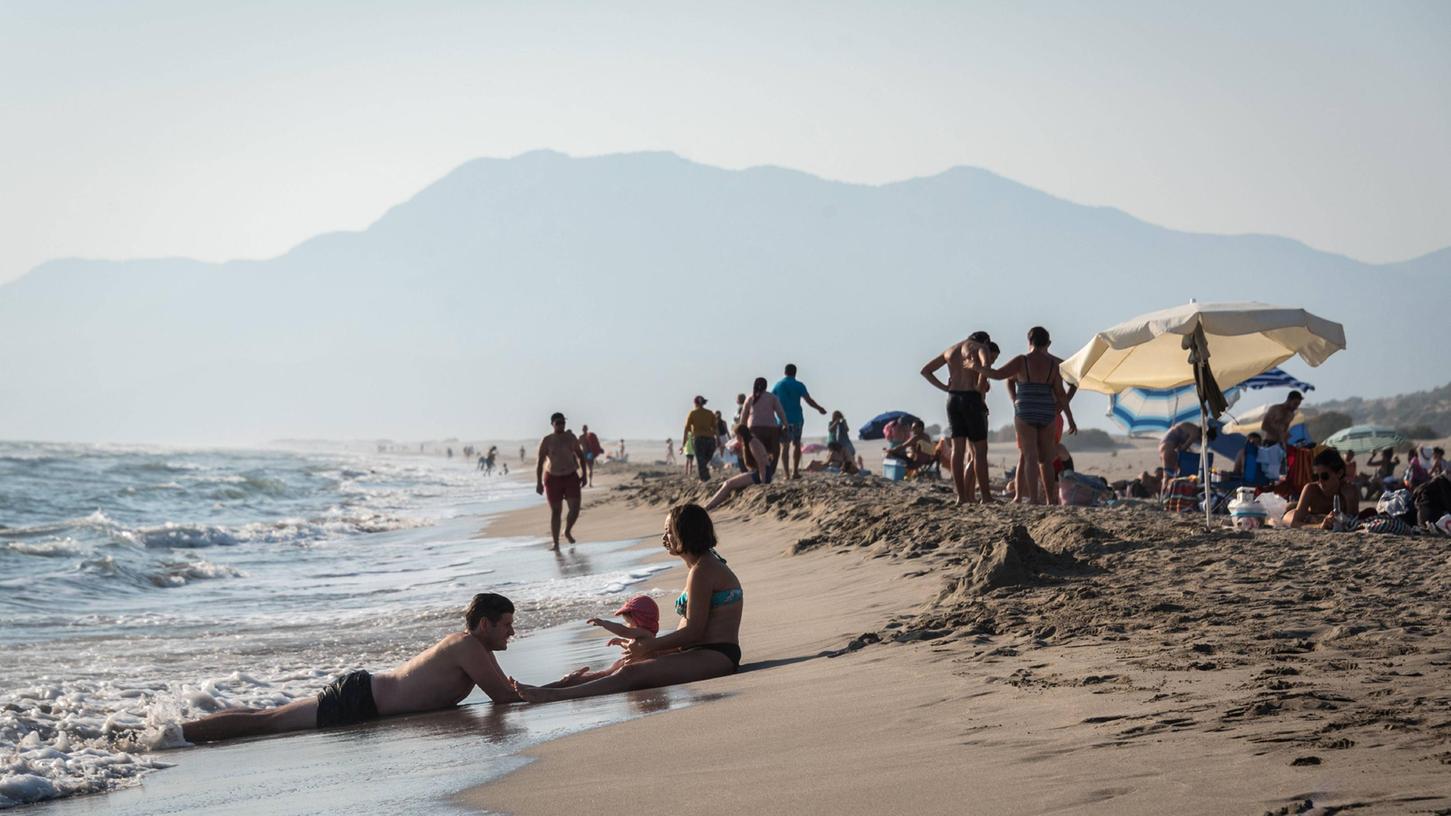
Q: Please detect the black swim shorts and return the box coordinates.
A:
[316,670,379,728]
[946,391,989,442]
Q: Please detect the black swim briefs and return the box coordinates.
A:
[316,669,379,728]
[689,642,742,671]
[946,391,989,442]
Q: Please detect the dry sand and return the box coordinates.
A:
[463,469,1451,816]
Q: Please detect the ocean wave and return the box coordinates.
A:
[5,538,86,558]
[0,668,337,808]
[78,554,244,589]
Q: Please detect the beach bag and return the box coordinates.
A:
[1059,471,1111,507]
[1163,477,1199,513]
[1413,476,1451,525]
[1377,489,1411,519]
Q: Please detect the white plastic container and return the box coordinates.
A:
[1228,487,1267,530]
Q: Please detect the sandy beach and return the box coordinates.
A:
[463,467,1451,815]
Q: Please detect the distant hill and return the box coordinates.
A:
[1,150,1448,443]
[1310,382,1451,438]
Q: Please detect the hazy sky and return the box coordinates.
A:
[2,1,1448,285]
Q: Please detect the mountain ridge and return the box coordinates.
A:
[10,151,1439,286]
[2,150,1446,443]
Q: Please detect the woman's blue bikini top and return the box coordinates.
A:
[675,587,743,618]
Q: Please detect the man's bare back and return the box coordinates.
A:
[1262,403,1293,444]
[925,337,990,393]
[371,631,518,716]
[180,595,520,744]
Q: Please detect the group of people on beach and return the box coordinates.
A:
[181,502,743,743]
[920,327,1079,506]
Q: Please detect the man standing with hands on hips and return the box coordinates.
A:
[536,412,588,550]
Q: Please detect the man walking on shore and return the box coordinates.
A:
[772,364,828,480]
[683,395,718,483]
[579,425,604,487]
[181,593,523,742]
[535,412,588,550]
[921,331,995,504]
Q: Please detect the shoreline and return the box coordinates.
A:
[11,468,682,815]
[462,473,1451,815]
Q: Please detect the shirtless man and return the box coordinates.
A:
[181,593,522,743]
[536,412,588,550]
[1262,390,1303,446]
[921,331,994,504]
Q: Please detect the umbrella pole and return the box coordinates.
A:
[1201,401,1211,529]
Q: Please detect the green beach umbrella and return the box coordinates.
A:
[1322,425,1408,455]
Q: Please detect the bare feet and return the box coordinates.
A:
[565,531,576,544]
[550,541,560,552]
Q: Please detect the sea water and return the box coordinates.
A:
[0,442,677,810]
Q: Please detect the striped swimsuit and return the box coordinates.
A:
[1014,356,1058,429]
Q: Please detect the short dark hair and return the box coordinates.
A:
[1028,326,1051,347]
[1435,447,1445,457]
[1288,390,1303,401]
[466,593,514,630]
[784,364,797,377]
[665,503,717,557]
[550,412,565,423]
[988,342,1001,355]
[1312,448,1346,474]
[968,331,990,343]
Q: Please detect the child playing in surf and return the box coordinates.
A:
[544,595,661,687]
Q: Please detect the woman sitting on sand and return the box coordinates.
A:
[1285,448,1360,529]
[514,504,743,702]
[704,425,772,511]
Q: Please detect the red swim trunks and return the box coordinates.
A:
[543,472,582,504]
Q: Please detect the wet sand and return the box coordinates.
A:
[464,471,1451,815]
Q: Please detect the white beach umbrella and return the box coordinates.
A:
[1061,302,1345,395]
[1061,301,1346,527]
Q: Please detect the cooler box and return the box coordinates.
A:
[882,458,908,481]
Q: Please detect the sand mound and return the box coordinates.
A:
[614,472,1451,764]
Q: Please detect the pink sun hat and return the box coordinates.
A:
[614,595,660,635]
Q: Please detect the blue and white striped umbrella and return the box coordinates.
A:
[1108,384,1241,436]
[1237,367,1314,392]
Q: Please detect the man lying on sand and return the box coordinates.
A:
[180,593,522,743]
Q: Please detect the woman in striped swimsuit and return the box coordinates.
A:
[980,327,1077,504]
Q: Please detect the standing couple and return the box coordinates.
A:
[922,327,1077,505]
[181,503,742,742]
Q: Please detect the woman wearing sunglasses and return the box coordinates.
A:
[1285,448,1361,529]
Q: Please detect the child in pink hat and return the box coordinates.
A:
[544,595,660,687]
